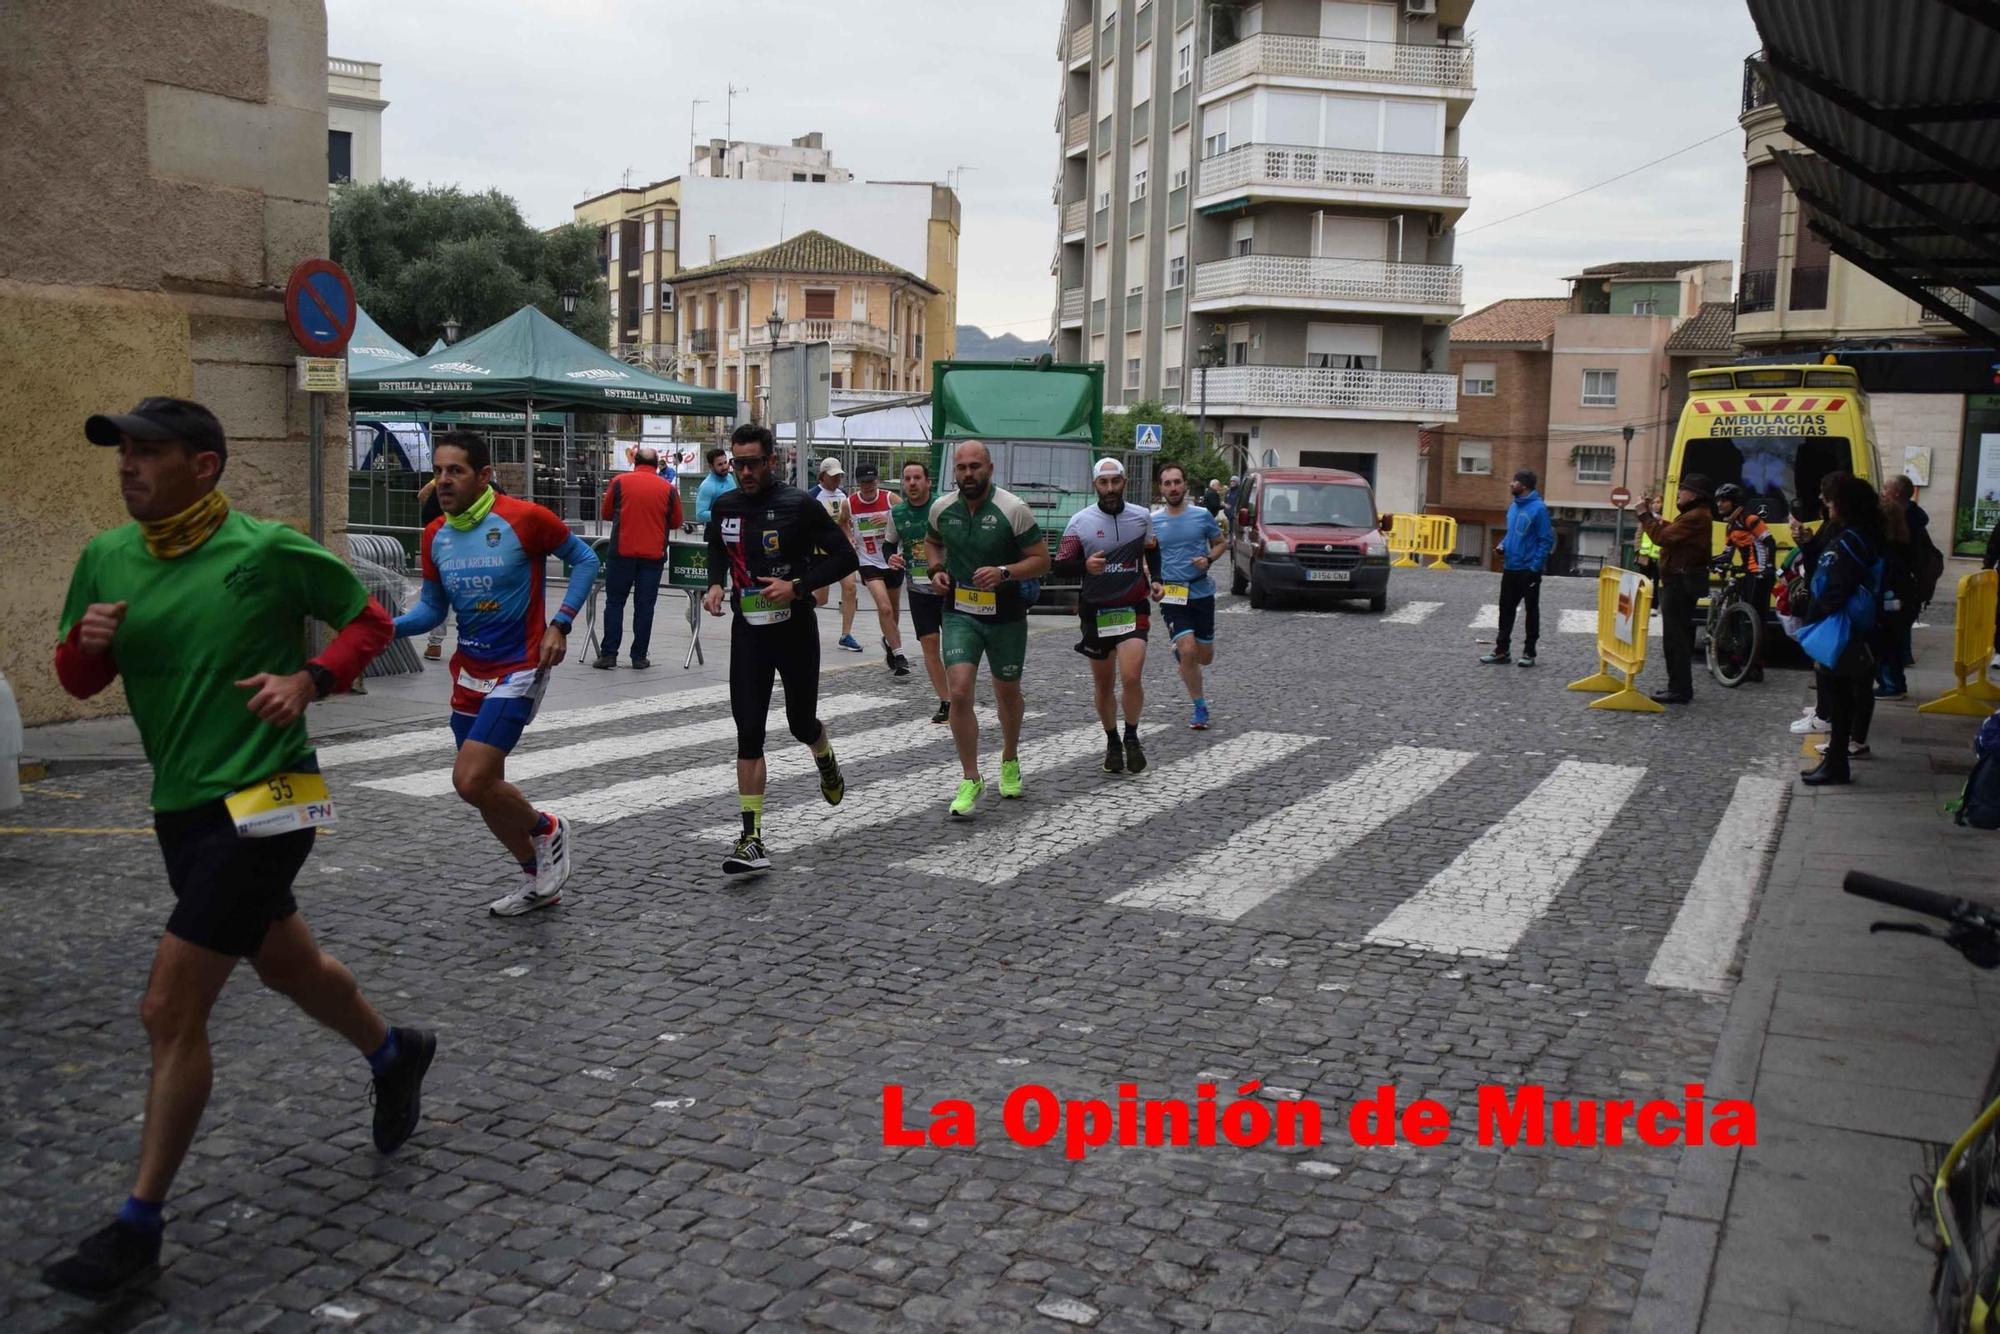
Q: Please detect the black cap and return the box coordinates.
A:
[85,397,227,463]
[1512,468,1538,490]
[1681,473,1715,501]
[855,463,878,482]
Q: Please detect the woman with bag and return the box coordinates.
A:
[1789,473,1883,787]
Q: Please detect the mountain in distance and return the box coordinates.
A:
[953,325,1053,362]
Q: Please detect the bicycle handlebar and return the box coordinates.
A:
[1843,872,1966,920]
[1845,872,2000,969]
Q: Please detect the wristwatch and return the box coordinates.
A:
[305,662,336,701]
[550,617,572,635]
[792,578,806,601]
[1000,566,1013,582]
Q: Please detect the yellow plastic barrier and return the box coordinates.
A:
[1917,569,2000,718]
[1386,513,1424,567]
[1567,567,1665,713]
[1385,514,1459,569]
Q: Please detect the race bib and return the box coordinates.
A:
[457,668,498,695]
[1158,583,1190,606]
[739,591,792,626]
[906,554,929,580]
[225,770,336,839]
[1096,607,1138,638]
[954,586,998,616]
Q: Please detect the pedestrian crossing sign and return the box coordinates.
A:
[1136,423,1162,452]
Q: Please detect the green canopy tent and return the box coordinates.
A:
[425,338,446,355]
[348,305,734,505]
[345,305,418,375]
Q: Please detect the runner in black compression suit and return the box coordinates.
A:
[703,424,860,874]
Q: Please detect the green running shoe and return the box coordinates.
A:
[815,749,844,805]
[998,758,1023,799]
[949,777,984,819]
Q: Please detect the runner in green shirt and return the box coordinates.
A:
[41,397,436,1302]
[924,439,1051,818]
[889,459,951,723]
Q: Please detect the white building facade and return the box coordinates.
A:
[326,57,386,187]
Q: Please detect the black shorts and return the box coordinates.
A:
[154,800,314,956]
[1160,596,1217,645]
[1074,605,1151,660]
[909,589,943,638]
[858,564,903,589]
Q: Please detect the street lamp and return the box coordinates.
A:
[560,286,579,316]
[1614,423,1636,563]
[442,313,461,345]
[766,309,784,346]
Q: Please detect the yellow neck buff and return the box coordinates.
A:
[446,486,497,531]
[140,490,230,560]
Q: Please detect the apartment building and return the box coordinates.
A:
[327,58,386,187]
[665,230,937,418]
[1050,0,1474,514]
[572,135,958,392]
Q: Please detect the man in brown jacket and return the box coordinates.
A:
[1635,474,1715,704]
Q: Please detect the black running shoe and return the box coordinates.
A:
[724,834,771,874]
[815,749,845,805]
[1124,736,1147,774]
[370,1026,436,1153]
[890,654,911,678]
[41,1220,162,1300]
[1103,735,1125,774]
[930,700,950,724]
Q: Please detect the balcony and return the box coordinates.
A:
[1191,254,1463,316]
[1065,111,1089,155]
[1195,143,1470,214]
[1059,287,1084,326]
[1741,53,1776,118]
[688,328,717,354]
[1062,198,1087,238]
[1737,268,1777,315]
[1068,24,1091,66]
[746,319,891,354]
[1198,364,1458,422]
[1203,33,1474,98]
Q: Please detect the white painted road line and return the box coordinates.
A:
[318,682,742,767]
[357,693,893,797]
[1383,601,1442,625]
[690,724,1110,849]
[1218,602,1251,615]
[1646,776,1789,992]
[1470,605,1499,630]
[1108,746,1476,921]
[901,731,1317,888]
[1559,608,1597,635]
[545,708,1028,825]
[1366,760,1645,958]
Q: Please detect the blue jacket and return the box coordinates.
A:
[695,470,737,524]
[1501,490,1555,572]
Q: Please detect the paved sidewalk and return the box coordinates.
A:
[1636,564,2000,1333]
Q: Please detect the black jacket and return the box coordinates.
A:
[704,480,857,614]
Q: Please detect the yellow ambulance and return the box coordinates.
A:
[1640,360,1885,563]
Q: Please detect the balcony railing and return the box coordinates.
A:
[1920,285,1976,323]
[1737,268,1777,314]
[1069,24,1092,63]
[1065,112,1089,152]
[1204,33,1475,92]
[1062,199,1087,235]
[1741,53,1775,116]
[1193,254,1463,309]
[1197,143,1469,203]
[746,319,891,353]
[1199,364,1458,417]
[1060,287,1084,322]
[688,328,717,354]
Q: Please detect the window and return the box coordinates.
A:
[643,220,656,252]
[660,219,677,251]
[1165,365,1183,389]
[1168,255,1186,288]
[852,288,868,321]
[805,288,836,320]
[812,173,826,182]
[1228,321,1249,365]
[609,292,619,318]
[1176,42,1192,87]
[327,129,352,183]
[1097,188,1111,211]
[1461,361,1496,396]
[1173,167,1188,190]
[1581,369,1618,406]
[1456,441,1492,475]
[1132,168,1148,200]
[659,284,674,312]
[1574,446,1616,483]
[1306,322,1380,369]
[1630,299,1658,316]
[1231,217,1254,257]
[641,283,653,312]
[1126,357,1141,389]
[793,172,807,182]
[831,372,845,389]
[1203,128,1229,157]
[609,230,621,263]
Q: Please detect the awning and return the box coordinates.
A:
[1746,0,2000,340]
[345,305,417,375]
[348,305,736,416]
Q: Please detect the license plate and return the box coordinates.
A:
[1307,569,1352,583]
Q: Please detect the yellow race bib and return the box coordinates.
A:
[224,770,336,839]
[954,586,998,616]
[1158,583,1190,606]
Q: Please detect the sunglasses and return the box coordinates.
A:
[729,456,769,471]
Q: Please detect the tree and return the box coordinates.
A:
[1103,400,1232,494]
[329,181,609,351]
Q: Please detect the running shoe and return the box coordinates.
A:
[1190,700,1210,730]
[999,759,1023,799]
[889,653,911,678]
[1517,654,1536,669]
[40,1221,161,1300]
[591,653,615,670]
[1813,741,1871,758]
[1124,735,1148,774]
[949,777,984,819]
[1788,713,1830,735]
[724,834,771,875]
[370,1026,436,1152]
[838,634,863,653]
[1478,651,1512,665]
[930,699,951,724]
[530,815,573,898]
[488,877,562,917]
[1103,735,1125,774]
[815,749,845,805]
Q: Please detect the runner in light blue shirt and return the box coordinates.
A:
[1149,462,1227,730]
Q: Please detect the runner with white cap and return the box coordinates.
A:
[809,457,863,651]
[1053,457,1160,775]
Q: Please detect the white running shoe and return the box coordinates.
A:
[1788,714,1830,735]
[1814,740,1871,758]
[488,876,562,917]
[532,814,574,897]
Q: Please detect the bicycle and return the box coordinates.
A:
[1704,555,1764,687]
[1844,871,2000,1332]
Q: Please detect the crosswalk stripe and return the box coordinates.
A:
[1108,745,1476,921]
[543,708,1033,825]
[1218,602,1250,615]
[1383,601,1441,625]
[1559,608,1596,635]
[900,731,1317,888]
[1470,605,1499,629]
[356,693,893,797]
[690,724,1111,849]
[1645,776,1788,992]
[1365,760,1645,958]
[317,682,741,767]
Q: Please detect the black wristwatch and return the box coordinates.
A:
[305,662,336,701]
[1000,565,1013,582]
[792,579,807,601]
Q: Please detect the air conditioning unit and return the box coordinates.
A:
[1405,0,1437,13]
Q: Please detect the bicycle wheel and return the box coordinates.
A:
[1927,1055,2000,1332]
[1706,600,1760,687]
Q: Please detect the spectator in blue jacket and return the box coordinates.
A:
[1481,469,1555,667]
[694,446,736,525]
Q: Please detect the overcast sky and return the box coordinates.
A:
[330,0,1760,335]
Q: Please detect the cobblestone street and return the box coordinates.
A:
[1,570,1833,1331]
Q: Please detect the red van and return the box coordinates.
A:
[1228,467,1392,611]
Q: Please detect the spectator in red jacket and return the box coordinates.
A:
[595,447,683,669]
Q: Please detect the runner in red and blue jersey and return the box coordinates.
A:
[393,431,600,916]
